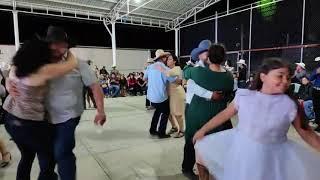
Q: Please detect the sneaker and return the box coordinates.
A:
[150,131,158,136]
[158,134,171,139]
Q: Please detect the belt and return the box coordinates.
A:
[313,87,320,91]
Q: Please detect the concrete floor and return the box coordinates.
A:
[0,96,315,180]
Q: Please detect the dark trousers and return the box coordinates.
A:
[313,88,320,124]
[83,87,96,109]
[146,98,151,107]
[4,113,57,180]
[181,104,195,172]
[150,99,170,136]
[52,117,80,180]
[238,80,247,89]
[182,137,196,172]
[128,85,138,96]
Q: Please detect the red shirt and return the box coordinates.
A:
[128,78,137,86]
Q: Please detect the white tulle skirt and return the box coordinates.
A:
[195,129,320,180]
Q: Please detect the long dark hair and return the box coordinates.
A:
[13,39,51,78]
[249,58,293,91]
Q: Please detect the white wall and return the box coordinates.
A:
[0,45,150,75]
[0,45,15,64]
[71,47,149,75]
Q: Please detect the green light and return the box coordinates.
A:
[258,0,277,21]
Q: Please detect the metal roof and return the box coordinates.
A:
[0,0,221,30]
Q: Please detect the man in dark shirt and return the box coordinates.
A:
[298,77,314,121]
[237,59,247,89]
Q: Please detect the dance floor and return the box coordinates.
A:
[0,96,314,180]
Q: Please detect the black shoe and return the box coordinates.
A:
[158,134,171,139]
[182,170,198,180]
[150,131,158,136]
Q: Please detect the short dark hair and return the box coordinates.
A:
[208,44,226,65]
[249,58,293,91]
[46,26,68,43]
[13,39,51,78]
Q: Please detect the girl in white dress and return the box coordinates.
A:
[193,58,320,180]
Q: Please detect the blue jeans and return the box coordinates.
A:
[109,85,120,97]
[238,80,247,89]
[5,113,57,180]
[52,117,80,180]
[304,100,315,120]
[102,87,110,96]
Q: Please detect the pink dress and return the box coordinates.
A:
[195,89,320,180]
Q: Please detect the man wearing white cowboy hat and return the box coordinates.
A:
[292,62,307,83]
[310,57,320,132]
[144,49,180,138]
[144,58,154,69]
[236,59,247,88]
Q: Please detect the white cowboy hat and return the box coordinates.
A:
[315,57,320,62]
[295,62,306,69]
[153,49,171,61]
[146,58,154,63]
[237,59,246,65]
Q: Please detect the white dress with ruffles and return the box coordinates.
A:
[195,89,320,180]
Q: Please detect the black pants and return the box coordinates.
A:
[128,85,138,96]
[313,88,320,124]
[5,113,57,180]
[182,137,196,172]
[238,80,247,89]
[181,104,195,172]
[84,87,96,108]
[150,100,170,136]
[146,98,151,107]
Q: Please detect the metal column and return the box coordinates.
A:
[227,0,229,14]
[300,0,306,62]
[13,11,20,51]
[248,5,253,78]
[175,28,179,56]
[111,22,117,67]
[215,11,218,43]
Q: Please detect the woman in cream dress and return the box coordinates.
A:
[158,54,186,138]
